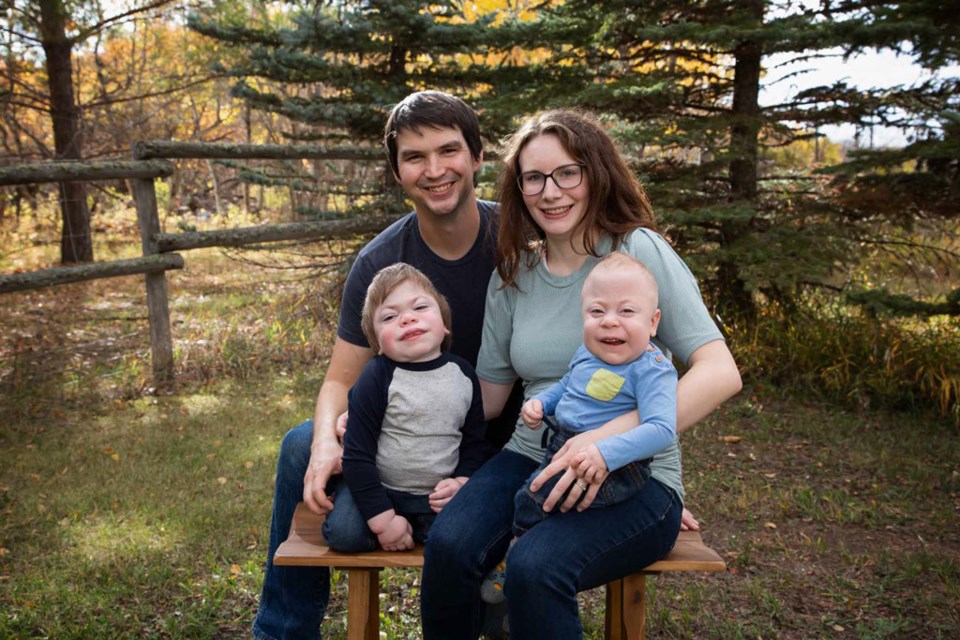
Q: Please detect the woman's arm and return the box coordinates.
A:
[480,378,515,421]
[676,340,741,432]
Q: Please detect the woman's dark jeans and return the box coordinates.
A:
[421,449,682,640]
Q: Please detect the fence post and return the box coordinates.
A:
[133,177,175,386]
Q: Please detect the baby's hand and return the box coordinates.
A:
[573,444,609,484]
[521,399,544,429]
[429,476,467,512]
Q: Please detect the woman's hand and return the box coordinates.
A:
[680,508,700,531]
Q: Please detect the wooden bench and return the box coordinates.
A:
[275,502,724,639]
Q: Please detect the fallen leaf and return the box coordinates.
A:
[0,548,9,557]
[720,435,742,443]
[230,564,241,575]
[833,624,845,632]
[217,477,227,485]
[244,461,254,469]
[764,521,777,529]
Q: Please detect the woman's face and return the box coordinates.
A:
[517,133,589,248]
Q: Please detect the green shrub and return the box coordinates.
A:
[732,304,960,426]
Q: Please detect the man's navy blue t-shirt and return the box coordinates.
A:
[337,201,499,368]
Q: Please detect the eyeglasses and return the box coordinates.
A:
[517,163,586,196]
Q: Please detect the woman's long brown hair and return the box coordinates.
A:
[495,110,659,288]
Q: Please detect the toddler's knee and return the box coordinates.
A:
[322,518,374,553]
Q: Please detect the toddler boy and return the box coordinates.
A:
[322,263,487,552]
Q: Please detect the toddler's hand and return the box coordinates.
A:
[521,399,544,429]
[573,444,609,484]
[376,514,414,551]
[429,476,467,512]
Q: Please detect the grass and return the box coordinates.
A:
[2,214,959,638]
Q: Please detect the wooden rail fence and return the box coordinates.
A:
[0,143,395,385]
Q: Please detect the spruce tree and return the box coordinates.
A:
[189,1,512,217]
[487,0,958,318]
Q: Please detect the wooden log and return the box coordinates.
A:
[155,215,397,252]
[0,160,173,186]
[133,177,175,386]
[131,140,501,162]
[0,254,183,294]
[132,141,382,162]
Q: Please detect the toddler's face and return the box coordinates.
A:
[373,280,448,363]
[581,270,660,366]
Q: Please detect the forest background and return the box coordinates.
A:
[1,1,958,638]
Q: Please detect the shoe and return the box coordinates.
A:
[481,559,507,604]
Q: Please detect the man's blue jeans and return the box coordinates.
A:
[252,420,328,640]
[421,449,682,640]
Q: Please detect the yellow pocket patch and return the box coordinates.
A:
[585,369,625,402]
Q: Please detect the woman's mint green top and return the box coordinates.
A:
[477,228,724,502]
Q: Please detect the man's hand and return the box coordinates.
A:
[368,510,414,551]
[521,399,544,429]
[429,476,467,513]
[572,444,608,484]
[302,439,343,515]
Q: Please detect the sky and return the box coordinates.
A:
[759,48,960,148]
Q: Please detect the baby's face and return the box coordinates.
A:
[373,280,448,363]
[581,270,660,366]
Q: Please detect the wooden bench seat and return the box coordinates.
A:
[275,502,725,639]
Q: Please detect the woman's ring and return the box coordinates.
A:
[576,480,588,491]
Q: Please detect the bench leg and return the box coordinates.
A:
[346,568,380,640]
[605,574,647,640]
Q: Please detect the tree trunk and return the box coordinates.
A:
[719,0,764,320]
[38,0,93,264]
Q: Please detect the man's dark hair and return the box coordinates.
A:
[383,91,483,176]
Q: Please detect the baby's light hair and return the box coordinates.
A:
[585,252,659,307]
[361,263,453,355]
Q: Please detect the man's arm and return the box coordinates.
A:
[303,337,373,515]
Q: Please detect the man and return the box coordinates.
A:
[252,90,518,640]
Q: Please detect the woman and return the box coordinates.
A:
[420,110,742,639]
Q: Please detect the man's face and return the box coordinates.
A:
[394,125,482,220]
